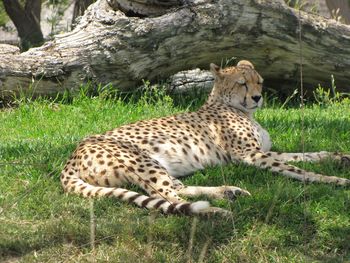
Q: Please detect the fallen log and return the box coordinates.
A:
[1,0,350,98]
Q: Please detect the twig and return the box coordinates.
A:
[186,217,198,263]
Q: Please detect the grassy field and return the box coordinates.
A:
[0,90,349,263]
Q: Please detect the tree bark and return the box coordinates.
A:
[1,0,350,98]
[2,0,44,50]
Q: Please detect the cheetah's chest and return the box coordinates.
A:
[252,121,272,152]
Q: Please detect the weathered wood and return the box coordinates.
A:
[107,0,183,17]
[1,0,350,98]
[168,68,213,93]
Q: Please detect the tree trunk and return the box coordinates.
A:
[1,0,350,98]
[72,0,95,25]
[2,0,44,50]
[326,0,350,24]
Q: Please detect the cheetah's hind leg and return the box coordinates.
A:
[62,138,232,216]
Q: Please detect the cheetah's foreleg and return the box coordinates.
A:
[177,186,251,201]
[242,151,350,186]
[265,151,350,164]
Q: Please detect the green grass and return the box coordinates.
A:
[0,91,349,263]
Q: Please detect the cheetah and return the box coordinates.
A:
[60,60,350,215]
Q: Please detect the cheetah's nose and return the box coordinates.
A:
[251,95,261,103]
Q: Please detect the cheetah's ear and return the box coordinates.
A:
[210,63,221,78]
[237,60,254,69]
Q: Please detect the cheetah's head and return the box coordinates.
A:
[209,60,264,114]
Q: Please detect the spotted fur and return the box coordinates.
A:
[60,60,350,215]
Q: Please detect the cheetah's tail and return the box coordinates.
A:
[61,174,211,215]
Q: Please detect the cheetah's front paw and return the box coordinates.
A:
[341,155,350,167]
[222,186,251,201]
